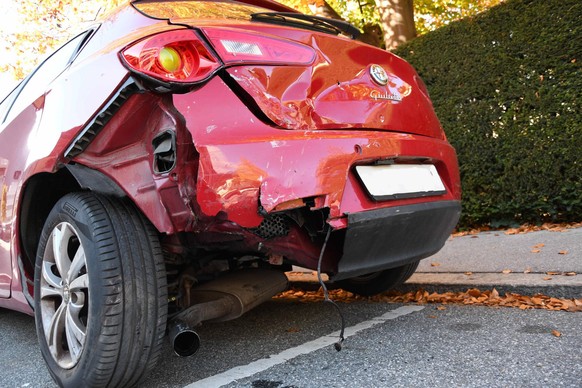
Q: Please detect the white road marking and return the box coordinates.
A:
[184,305,425,388]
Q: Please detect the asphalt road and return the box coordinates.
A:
[1,298,580,387]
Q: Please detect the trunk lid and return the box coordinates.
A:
[133,0,443,138]
[200,23,444,138]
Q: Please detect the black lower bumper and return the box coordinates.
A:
[332,200,461,280]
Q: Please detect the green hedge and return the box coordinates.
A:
[395,0,582,228]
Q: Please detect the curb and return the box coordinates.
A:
[286,272,582,299]
[397,273,581,299]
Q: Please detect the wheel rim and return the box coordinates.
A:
[40,222,89,369]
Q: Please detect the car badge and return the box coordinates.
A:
[369,64,388,86]
[370,90,402,102]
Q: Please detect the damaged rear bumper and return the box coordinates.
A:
[333,200,461,280]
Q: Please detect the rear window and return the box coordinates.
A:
[134,0,271,20]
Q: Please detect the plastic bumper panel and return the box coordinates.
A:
[333,200,461,280]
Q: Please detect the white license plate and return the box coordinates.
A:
[355,164,446,200]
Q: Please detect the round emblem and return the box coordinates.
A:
[369,64,388,86]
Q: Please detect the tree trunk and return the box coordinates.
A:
[374,0,416,50]
[308,0,343,20]
[308,1,383,48]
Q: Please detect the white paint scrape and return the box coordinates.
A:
[184,305,425,388]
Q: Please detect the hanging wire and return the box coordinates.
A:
[316,227,346,351]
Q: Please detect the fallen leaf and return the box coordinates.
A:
[558,250,568,255]
[546,271,560,275]
[565,272,577,276]
[286,327,301,333]
[468,289,482,297]
[428,315,437,319]
[523,268,532,274]
[427,292,442,302]
[454,222,582,237]
[470,235,479,239]
[531,297,544,305]
[551,330,561,337]
[275,287,582,312]
[502,269,512,274]
[491,288,500,299]
[431,262,441,267]
[533,243,545,249]
[465,272,473,276]
[531,249,541,253]
[501,222,582,235]
[543,276,553,281]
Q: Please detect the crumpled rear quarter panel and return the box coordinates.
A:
[173,77,460,229]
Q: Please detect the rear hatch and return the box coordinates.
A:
[133,0,444,139]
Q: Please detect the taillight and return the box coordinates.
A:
[120,30,220,84]
[120,28,316,85]
[202,27,316,66]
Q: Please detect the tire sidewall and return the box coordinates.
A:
[337,261,420,296]
[34,194,116,387]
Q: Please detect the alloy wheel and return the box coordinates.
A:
[39,222,88,369]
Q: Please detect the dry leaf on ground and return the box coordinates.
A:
[531,297,545,305]
[502,269,512,274]
[558,250,568,255]
[503,222,582,235]
[453,228,483,237]
[274,288,582,313]
[551,330,562,337]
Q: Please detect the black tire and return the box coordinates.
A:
[337,261,420,296]
[34,192,167,387]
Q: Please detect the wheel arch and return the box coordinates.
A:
[18,164,127,271]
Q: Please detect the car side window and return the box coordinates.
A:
[3,30,94,124]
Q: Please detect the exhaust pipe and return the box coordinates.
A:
[169,268,288,357]
[168,297,233,357]
[169,319,201,357]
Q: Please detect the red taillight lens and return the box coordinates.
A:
[121,30,220,83]
[202,27,316,66]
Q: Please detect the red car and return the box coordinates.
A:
[0,0,460,386]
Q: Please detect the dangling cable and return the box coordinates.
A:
[317,227,345,351]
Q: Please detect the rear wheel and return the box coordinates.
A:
[337,261,419,296]
[34,192,167,387]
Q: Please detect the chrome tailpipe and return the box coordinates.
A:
[168,268,288,357]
